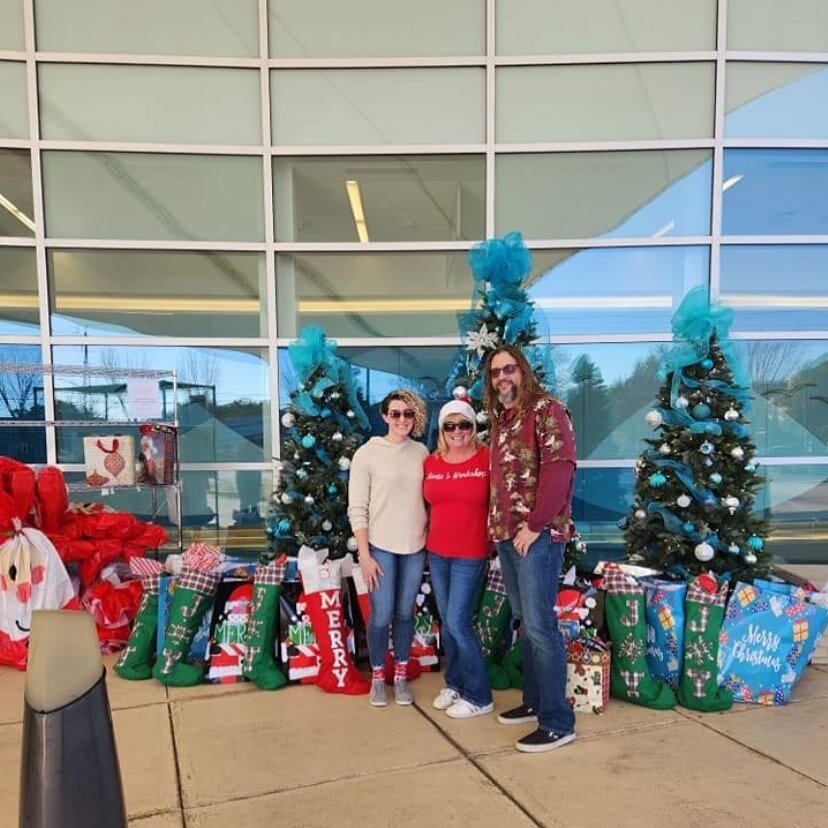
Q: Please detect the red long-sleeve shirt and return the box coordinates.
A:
[489,396,576,542]
[423,446,490,559]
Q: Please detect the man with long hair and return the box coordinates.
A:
[484,344,577,752]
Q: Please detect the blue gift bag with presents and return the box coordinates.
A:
[718,581,828,705]
[642,578,687,690]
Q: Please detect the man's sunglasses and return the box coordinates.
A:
[490,363,519,379]
[388,409,416,420]
[443,421,473,433]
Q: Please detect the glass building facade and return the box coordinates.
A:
[1,1,827,562]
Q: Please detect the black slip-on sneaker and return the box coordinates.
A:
[515,728,576,753]
[497,704,538,726]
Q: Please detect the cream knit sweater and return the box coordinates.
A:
[347,436,429,555]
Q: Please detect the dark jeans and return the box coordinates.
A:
[366,545,425,669]
[428,553,492,707]
[496,533,575,735]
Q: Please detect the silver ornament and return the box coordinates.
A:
[475,410,488,424]
[322,520,332,531]
[304,494,315,505]
[453,386,468,399]
[694,542,715,562]
[677,494,691,508]
[332,432,343,442]
[338,457,351,471]
[645,410,663,428]
[676,395,689,409]
[728,543,740,554]
[346,410,355,418]
[634,509,647,520]
[723,495,740,514]
[744,552,757,565]
[730,446,745,460]
[281,412,296,428]
[724,408,739,421]
[659,444,672,455]
[346,536,358,552]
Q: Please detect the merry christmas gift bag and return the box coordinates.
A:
[603,563,676,709]
[642,577,687,690]
[565,637,610,714]
[719,581,828,705]
[83,435,136,487]
[205,579,253,684]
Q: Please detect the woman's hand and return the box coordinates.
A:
[360,554,384,592]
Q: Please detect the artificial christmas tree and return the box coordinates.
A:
[624,287,770,581]
[266,327,369,562]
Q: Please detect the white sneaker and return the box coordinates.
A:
[445,698,495,719]
[432,688,461,710]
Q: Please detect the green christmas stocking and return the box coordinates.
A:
[152,569,220,687]
[603,563,676,709]
[475,559,512,690]
[115,568,162,681]
[243,558,288,690]
[677,575,733,712]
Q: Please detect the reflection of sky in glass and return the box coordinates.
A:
[726,66,828,139]
[529,246,709,335]
[722,149,828,235]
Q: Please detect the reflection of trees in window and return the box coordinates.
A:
[566,355,611,459]
[0,346,41,419]
[607,351,664,430]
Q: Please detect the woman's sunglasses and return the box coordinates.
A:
[490,363,519,380]
[443,421,473,433]
[388,409,416,420]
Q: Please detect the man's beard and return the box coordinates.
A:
[497,383,517,405]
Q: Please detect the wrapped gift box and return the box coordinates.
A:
[83,435,136,487]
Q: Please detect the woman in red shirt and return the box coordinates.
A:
[423,397,493,718]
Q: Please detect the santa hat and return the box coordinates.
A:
[438,397,476,430]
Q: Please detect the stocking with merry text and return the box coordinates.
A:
[299,551,369,695]
[603,563,676,709]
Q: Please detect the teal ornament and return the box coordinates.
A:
[709,472,722,484]
[700,358,714,370]
[691,403,711,419]
[649,472,667,488]
[728,543,740,554]
[320,408,332,417]
[301,434,316,449]
[745,463,756,472]
[327,483,338,495]
[699,441,714,455]
[683,522,695,534]
[296,468,308,480]
[617,516,629,530]
[747,535,764,551]
[277,519,291,535]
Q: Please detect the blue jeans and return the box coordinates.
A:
[367,545,426,669]
[428,553,492,707]
[496,533,575,736]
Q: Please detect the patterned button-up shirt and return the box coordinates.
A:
[489,395,576,542]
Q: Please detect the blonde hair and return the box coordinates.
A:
[381,389,427,438]
[435,412,481,457]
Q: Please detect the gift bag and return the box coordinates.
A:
[719,581,828,705]
[138,424,177,485]
[279,586,323,683]
[83,435,136,487]
[410,574,441,671]
[204,579,253,684]
[642,578,686,690]
[155,574,213,670]
[566,638,611,714]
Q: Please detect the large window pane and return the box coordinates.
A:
[0,62,28,139]
[49,250,267,337]
[0,248,38,333]
[529,247,709,336]
[739,340,828,458]
[271,68,484,146]
[52,346,269,464]
[758,464,828,564]
[722,149,828,236]
[269,0,483,58]
[276,251,471,338]
[39,64,261,145]
[498,64,714,143]
[497,0,716,55]
[726,64,828,139]
[34,0,259,57]
[0,149,35,237]
[42,152,264,241]
[728,0,828,52]
[572,466,635,563]
[0,0,24,50]
[496,151,712,239]
[274,155,484,242]
[62,469,270,555]
[721,246,828,332]
[0,346,46,463]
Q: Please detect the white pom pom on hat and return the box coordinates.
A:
[438,399,477,429]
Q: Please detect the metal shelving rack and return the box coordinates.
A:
[0,361,183,555]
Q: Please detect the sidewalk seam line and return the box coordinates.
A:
[166,699,187,823]
[675,709,828,790]
[410,701,545,828]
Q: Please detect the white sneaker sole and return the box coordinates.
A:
[395,697,414,706]
[432,693,460,711]
[446,703,495,719]
[369,698,388,707]
[515,732,576,753]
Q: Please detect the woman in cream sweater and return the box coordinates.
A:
[348,389,428,708]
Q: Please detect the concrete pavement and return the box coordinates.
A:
[1,655,827,827]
